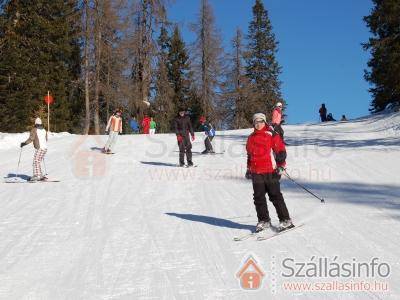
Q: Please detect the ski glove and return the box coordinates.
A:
[20,142,26,148]
[275,166,286,176]
[177,135,183,143]
[191,134,195,141]
[245,170,252,180]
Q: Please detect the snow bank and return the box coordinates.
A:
[0,131,71,150]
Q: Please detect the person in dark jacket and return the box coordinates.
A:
[174,108,195,167]
[246,113,293,232]
[319,104,327,122]
[326,113,336,122]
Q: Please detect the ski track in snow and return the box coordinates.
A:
[0,112,399,299]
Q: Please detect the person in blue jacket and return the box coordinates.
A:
[129,116,140,133]
[199,116,215,154]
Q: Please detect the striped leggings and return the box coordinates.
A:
[33,149,47,177]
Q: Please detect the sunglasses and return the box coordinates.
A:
[254,120,265,125]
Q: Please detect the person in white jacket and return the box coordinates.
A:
[20,117,48,181]
[103,109,123,153]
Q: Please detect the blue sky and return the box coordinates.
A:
[168,0,373,124]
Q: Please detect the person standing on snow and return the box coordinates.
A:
[141,115,151,134]
[174,108,195,167]
[326,113,336,122]
[319,103,327,122]
[246,113,294,232]
[103,109,122,153]
[129,116,140,133]
[149,117,157,135]
[20,117,48,181]
[199,116,215,154]
[271,102,284,139]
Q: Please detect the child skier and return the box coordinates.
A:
[246,113,293,232]
[103,109,122,153]
[20,117,48,181]
[271,102,284,139]
[149,117,157,135]
[174,108,195,167]
[199,116,215,154]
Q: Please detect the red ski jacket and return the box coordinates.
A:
[246,126,286,174]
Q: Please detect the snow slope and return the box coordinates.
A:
[0,112,399,300]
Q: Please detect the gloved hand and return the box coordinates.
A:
[245,170,252,180]
[191,134,195,141]
[177,135,183,143]
[275,166,286,176]
[20,142,26,148]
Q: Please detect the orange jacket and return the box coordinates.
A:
[106,115,122,133]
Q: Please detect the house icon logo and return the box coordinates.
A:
[69,135,107,179]
[236,254,265,290]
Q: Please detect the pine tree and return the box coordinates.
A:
[168,25,190,109]
[363,0,400,112]
[190,0,225,123]
[129,0,166,121]
[153,25,174,133]
[223,28,255,129]
[0,0,83,133]
[245,0,283,120]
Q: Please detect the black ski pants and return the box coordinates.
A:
[204,136,214,151]
[252,173,290,222]
[272,123,284,140]
[178,134,193,165]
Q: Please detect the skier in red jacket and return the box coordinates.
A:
[246,112,293,232]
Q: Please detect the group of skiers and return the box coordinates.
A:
[19,101,293,233]
[129,115,157,135]
[319,103,348,122]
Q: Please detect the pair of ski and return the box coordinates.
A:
[4,176,60,183]
[179,164,198,168]
[233,223,304,242]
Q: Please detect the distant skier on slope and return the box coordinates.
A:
[246,113,294,232]
[319,103,327,122]
[174,107,195,167]
[327,113,336,122]
[141,115,151,134]
[271,102,284,139]
[20,117,48,181]
[129,116,140,133]
[149,117,157,135]
[199,116,215,154]
[103,108,123,153]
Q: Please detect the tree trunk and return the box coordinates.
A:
[93,0,102,135]
[83,0,91,134]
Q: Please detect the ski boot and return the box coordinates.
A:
[278,219,294,232]
[255,220,271,232]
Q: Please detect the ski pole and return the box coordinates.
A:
[43,157,48,176]
[15,148,22,178]
[284,170,325,203]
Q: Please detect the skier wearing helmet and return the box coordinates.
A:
[199,116,215,154]
[271,102,284,139]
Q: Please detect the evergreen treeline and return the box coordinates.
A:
[0,0,283,133]
[364,0,400,112]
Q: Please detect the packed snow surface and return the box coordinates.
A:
[0,112,399,299]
